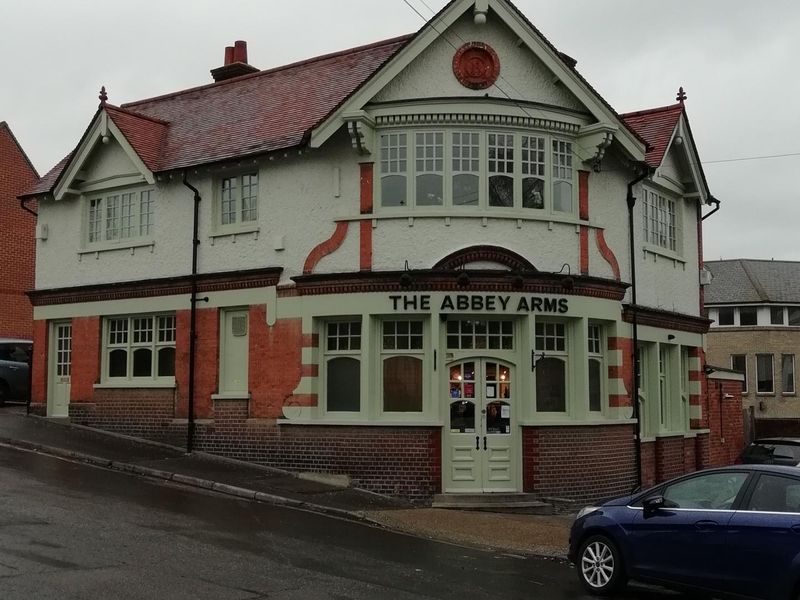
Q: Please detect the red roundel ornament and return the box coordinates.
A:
[452,42,500,90]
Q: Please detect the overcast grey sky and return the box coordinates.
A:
[2,0,797,262]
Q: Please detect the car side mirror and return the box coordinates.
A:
[643,495,666,515]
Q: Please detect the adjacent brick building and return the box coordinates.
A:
[22,0,743,502]
[0,121,38,339]
[706,259,800,438]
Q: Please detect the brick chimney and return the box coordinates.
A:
[211,40,259,82]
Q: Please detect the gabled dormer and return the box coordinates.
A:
[49,91,168,253]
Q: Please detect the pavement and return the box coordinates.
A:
[0,405,573,559]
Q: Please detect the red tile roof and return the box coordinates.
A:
[106,106,168,172]
[23,35,411,197]
[620,103,683,167]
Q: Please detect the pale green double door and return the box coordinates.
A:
[444,359,519,493]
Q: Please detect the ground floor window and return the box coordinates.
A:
[382,320,424,413]
[324,320,362,413]
[104,314,175,382]
[534,320,568,413]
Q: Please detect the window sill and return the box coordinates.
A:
[94,381,175,389]
[781,392,796,397]
[211,393,250,401]
[642,245,686,265]
[209,226,260,244]
[339,210,587,230]
[78,240,155,258]
[277,419,444,427]
[519,418,638,427]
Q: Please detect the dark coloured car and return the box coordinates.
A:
[741,438,800,467]
[569,465,800,599]
[0,338,32,405]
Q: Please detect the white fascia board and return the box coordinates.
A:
[309,0,472,149]
[54,110,155,200]
[492,0,645,161]
[675,115,709,203]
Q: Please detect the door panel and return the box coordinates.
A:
[49,322,72,417]
[220,310,249,395]
[444,359,517,493]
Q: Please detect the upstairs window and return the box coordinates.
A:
[642,187,677,252]
[379,129,574,215]
[87,189,154,245]
[219,172,259,227]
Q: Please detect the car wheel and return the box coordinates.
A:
[577,534,626,596]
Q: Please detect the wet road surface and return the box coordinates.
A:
[0,444,685,599]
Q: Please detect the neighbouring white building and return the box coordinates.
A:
[21,0,742,502]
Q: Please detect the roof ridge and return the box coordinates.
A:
[122,34,413,110]
[739,260,770,302]
[621,103,683,119]
[105,104,170,126]
[708,258,800,264]
[0,120,40,178]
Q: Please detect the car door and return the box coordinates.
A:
[626,470,750,589]
[725,472,800,600]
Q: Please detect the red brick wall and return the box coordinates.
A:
[705,378,745,467]
[70,389,183,447]
[30,319,48,404]
[249,308,306,418]
[175,308,219,419]
[71,317,100,402]
[0,123,38,339]
[522,425,637,503]
[640,441,656,488]
[655,435,686,481]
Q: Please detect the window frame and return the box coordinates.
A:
[379,318,427,416]
[322,318,363,416]
[782,354,795,395]
[587,323,605,414]
[731,354,748,394]
[101,313,175,385]
[641,185,681,256]
[533,318,570,415]
[377,128,576,217]
[214,170,260,232]
[84,187,155,249]
[756,353,775,395]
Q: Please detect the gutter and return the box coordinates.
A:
[701,196,721,221]
[625,161,652,489]
[182,173,204,453]
[20,197,38,217]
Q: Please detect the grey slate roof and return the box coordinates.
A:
[705,260,800,304]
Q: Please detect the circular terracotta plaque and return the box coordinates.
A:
[452,42,500,90]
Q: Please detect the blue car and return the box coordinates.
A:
[569,465,800,599]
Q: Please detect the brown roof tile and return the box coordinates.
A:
[620,103,683,167]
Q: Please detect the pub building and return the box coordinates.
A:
[22,0,743,503]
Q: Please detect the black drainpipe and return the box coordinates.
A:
[626,162,651,489]
[182,173,202,453]
[20,197,37,415]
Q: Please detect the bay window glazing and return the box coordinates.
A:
[379,129,574,214]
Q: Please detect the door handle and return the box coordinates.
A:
[483,436,487,451]
[476,436,480,450]
[694,520,719,531]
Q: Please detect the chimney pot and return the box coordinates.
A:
[233,40,247,64]
[224,46,234,66]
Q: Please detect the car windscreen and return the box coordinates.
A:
[743,442,800,465]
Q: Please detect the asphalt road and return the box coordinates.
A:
[0,444,683,599]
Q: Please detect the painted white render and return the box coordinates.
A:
[373,13,585,114]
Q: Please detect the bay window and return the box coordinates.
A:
[379,129,574,214]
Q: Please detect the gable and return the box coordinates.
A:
[79,137,143,188]
[371,12,585,113]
